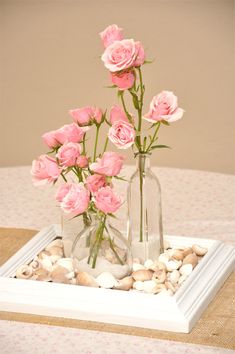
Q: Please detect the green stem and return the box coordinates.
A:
[102,136,109,154]
[61,172,67,182]
[82,133,86,154]
[136,67,144,151]
[93,125,100,161]
[139,156,144,242]
[145,122,161,153]
[120,92,133,124]
[105,225,124,265]
[88,215,106,268]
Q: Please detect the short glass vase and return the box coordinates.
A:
[62,213,131,279]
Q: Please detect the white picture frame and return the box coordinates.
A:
[0,225,234,333]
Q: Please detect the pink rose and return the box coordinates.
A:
[111,70,135,90]
[55,183,71,202]
[69,107,103,126]
[144,91,184,123]
[54,123,87,144]
[99,24,124,48]
[90,151,124,176]
[59,183,90,215]
[77,155,89,168]
[85,174,107,194]
[42,130,59,149]
[31,155,61,186]
[101,39,145,72]
[93,186,121,214]
[91,107,103,124]
[56,142,81,167]
[108,121,135,149]
[133,41,145,67]
[110,105,129,125]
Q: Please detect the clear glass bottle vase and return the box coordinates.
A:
[127,153,164,262]
[62,213,131,279]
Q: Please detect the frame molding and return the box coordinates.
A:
[0,225,234,333]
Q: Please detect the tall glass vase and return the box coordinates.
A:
[127,153,164,263]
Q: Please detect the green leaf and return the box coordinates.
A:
[104,117,111,126]
[161,120,170,126]
[107,213,118,219]
[151,144,171,150]
[143,58,155,65]
[104,85,117,89]
[114,175,128,182]
[117,90,123,98]
[130,92,139,110]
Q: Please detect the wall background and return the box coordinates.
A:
[1,0,234,174]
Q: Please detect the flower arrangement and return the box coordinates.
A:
[31,108,126,269]
[31,24,184,270]
[99,25,184,254]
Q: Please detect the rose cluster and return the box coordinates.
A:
[31,107,124,217]
[31,24,185,219]
[100,24,184,152]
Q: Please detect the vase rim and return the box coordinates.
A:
[135,152,152,158]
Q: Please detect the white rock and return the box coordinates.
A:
[132,263,146,271]
[133,281,144,291]
[96,272,119,289]
[166,260,182,271]
[57,258,74,272]
[158,253,169,265]
[65,271,75,280]
[169,270,180,284]
[40,257,53,272]
[50,255,62,264]
[77,257,130,279]
[143,280,158,294]
[144,259,154,269]
[179,264,193,276]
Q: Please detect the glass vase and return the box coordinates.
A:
[127,153,164,263]
[62,213,131,279]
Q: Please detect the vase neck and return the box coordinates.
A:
[136,153,151,171]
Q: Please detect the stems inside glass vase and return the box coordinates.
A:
[138,156,144,243]
[88,215,106,268]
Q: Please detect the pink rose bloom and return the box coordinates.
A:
[90,151,124,176]
[94,186,121,214]
[108,121,135,149]
[31,155,61,186]
[111,70,135,90]
[69,107,103,126]
[56,142,81,167]
[91,107,103,124]
[77,155,89,168]
[134,41,145,67]
[60,183,90,215]
[99,24,124,48]
[110,105,129,125]
[85,174,107,194]
[42,130,59,149]
[55,183,71,202]
[101,39,145,72]
[54,123,87,144]
[144,91,184,123]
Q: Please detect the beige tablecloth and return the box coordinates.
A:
[0,165,234,354]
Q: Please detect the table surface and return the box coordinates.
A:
[0,165,234,354]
